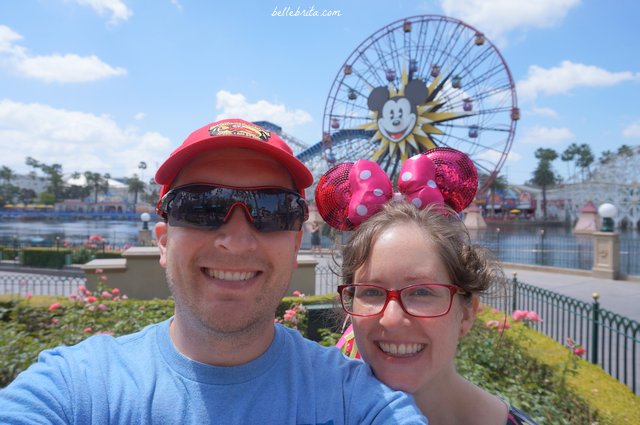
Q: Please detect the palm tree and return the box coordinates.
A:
[488,173,508,217]
[84,172,109,204]
[0,166,15,185]
[531,148,560,221]
[127,174,146,205]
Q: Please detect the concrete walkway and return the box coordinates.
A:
[502,264,640,322]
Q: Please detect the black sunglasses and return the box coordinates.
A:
[157,184,309,232]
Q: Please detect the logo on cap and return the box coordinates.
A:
[209,122,271,142]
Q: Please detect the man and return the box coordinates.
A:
[0,118,426,424]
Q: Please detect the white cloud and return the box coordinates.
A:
[622,123,640,138]
[215,90,312,129]
[170,0,184,12]
[440,0,581,42]
[518,60,639,102]
[73,0,133,26]
[0,99,171,177]
[0,25,126,83]
[134,112,146,121]
[529,107,558,118]
[520,126,574,145]
[0,25,23,54]
[14,53,126,83]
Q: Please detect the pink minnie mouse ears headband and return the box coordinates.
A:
[314,147,478,231]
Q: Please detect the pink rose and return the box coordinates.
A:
[101,291,113,299]
[48,302,62,312]
[86,296,97,303]
[98,303,107,311]
[112,288,120,295]
[485,320,500,328]
[526,311,542,322]
[573,347,586,357]
[83,327,92,333]
[511,310,527,321]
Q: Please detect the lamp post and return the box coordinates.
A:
[138,212,152,246]
[592,203,620,279]
[597,203,617,232]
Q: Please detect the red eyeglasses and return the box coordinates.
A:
[157,184,308,233]
[337,283,465,318]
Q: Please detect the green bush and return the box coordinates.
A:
[22,248,72,269]
[0,247,20,262]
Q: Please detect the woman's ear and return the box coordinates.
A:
[459,295,480,338]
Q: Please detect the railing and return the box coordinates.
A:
[483,275,640,395]
[620,237,640,277]
[314,265,340,296]
[0,272,86,297]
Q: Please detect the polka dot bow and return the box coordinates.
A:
[315,147,478,231]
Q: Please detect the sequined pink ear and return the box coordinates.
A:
[423,147,478,212]
[315,162,357,230]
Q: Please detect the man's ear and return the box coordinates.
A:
[155,222,168,268]
[459,295,480,338]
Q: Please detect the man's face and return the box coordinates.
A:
[156,148,301,338]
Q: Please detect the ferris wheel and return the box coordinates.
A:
[321,15,519,193]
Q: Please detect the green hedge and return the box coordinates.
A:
[22,248,73,269]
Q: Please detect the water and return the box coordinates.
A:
[0,219,159,248]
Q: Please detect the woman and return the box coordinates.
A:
[336,202,536,425]
[310,221,322,257]
[314,148,536,424]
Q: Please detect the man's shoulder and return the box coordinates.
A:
[41,319,166,362]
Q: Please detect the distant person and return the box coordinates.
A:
[0,119,426,424]
[310,220,322,256]
[315,150,537,424]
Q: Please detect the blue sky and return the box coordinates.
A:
[1,0,639,185]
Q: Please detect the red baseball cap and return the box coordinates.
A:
[155,118,313,198]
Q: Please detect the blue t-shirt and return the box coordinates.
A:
[0,319,426,424]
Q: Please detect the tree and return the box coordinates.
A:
[17,188,36,205]
[84,172,110,204]
[0,166,15,185]
[25,157,65,200]
[575,144,594,181]
[127,174,146,205]
[561,143,578,180]
[599,150,614,165]
[531,148,560,221]
[618,145,633,157]
[487,173,508,217]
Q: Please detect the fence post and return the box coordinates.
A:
[591,292,600,365]
[511,272,518,313]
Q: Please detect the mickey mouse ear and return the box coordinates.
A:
[315,162,357,231]
[424,147,478,213]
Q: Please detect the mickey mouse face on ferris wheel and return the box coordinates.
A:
[367,79,429,144]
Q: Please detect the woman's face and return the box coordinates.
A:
[351,222,476,393]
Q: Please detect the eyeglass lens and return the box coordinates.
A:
[340,284,455,317]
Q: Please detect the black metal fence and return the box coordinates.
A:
[0,272,86,297]
[483,276,640,395]
[315,265,340,296]
[620,237,640,277]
